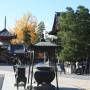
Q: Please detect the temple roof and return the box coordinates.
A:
[0,16,16,40]
[28,41,59,52]
[0,28,13,36]
[49,12,60,35]
[0,28,16,40]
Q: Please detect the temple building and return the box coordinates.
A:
[0,16,16,64]
[49,12,60,35]
[0,16,16,48]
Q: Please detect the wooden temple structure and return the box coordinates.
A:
[49,12,90,75]
[0,16,16,46]
[0,16,16,63]
[49,12,60,35]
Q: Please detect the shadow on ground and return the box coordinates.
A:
[26,85,85,90]
[58,87,85,90]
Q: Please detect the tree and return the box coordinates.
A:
[57,7,76,61]
[36,21,45,42]
[57,6,90,61]
[75,6,90,58]
[11,13,37,45]
[23,27,31,46]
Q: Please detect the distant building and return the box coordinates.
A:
[8,44,26,55]
[0,16,16,64]
[0,16,16,46]
[49,12,60,35]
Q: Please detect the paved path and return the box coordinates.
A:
[0,66,90,90]
[60,74,90,80]
[0,74,4,90]
[53,75,90,90]
[0,69,17,90]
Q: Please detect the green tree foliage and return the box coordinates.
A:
[23,27,31,46]
[36,21,45,42]
[57,6,90,61]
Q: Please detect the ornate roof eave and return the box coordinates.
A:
[35,41,58,47]
[0,29,16,39]
[0,16,16,40]
[49,12,60,35]
[28,41,59,52]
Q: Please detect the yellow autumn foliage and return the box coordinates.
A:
[11,13,37,44]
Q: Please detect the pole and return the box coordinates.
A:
[30,51,34,90]
[44,52,46,63]
[5,16,6,29]
[55,49,59,90]
[28,52,31,83]
[55,62,59,90]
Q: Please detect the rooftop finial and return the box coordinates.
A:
[5,16,6,29]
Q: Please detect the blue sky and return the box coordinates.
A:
[0,0,90,31]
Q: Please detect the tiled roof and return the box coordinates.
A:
[0,28,13,37]
[49,12,60,35]
[35,41,58,47]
